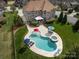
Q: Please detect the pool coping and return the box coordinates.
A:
[24,25,63,57]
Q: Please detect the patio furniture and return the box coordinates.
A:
[24,38,34,47]
[24,38,30,45]
[28,41,34,47]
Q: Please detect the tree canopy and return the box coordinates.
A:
[3,12,18,31]
[61,14,67,24]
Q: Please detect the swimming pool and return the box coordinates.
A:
[29,32,57,51]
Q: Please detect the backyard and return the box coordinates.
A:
[1,0,79,59]
[15,22,79,59]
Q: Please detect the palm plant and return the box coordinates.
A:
[3,11,18,59]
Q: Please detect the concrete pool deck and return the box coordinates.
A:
[24,24,63,57]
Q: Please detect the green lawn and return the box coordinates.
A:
[15,23,79,59]
[52,23,79,58]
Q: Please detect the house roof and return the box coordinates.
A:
[24,0,55,12]
[67,16,78,25]
[0,0,6,8]
[71,2,79,5]
[43,0,55,12]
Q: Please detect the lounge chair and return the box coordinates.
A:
[28,41,34,47]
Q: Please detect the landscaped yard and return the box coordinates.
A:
[0,28,12,59]
[15,23,79,59]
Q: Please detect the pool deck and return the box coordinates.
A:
[24,24,63,57]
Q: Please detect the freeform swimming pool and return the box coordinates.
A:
[29,32,57,51]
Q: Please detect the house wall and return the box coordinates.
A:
[42,10,55,20]
[23,9,55,22]
[23,11,42,21]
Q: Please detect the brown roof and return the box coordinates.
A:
[24,0,55,12]
[43,0,55,12]
[0,0,6,6]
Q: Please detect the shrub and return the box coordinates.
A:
[14,16,24,27]
[46,19,54,24]
[61,14,67,24]
[74,6,79,12]
[72,20,79,32]
[30,20,39,27]
[58,12,63,22]
[68,9,73,14]
[74,13,79,19]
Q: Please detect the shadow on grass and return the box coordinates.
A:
[18,45,28,54]
[72,26,78,33]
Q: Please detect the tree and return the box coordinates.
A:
[74,6,79,12]
[58,12,63,23]
[61,14,67,24]
[3,12,18,59]
[14,15,24,27]
[68,9,73,14]
[72,20,79,32]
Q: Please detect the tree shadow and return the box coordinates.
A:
[18,45,28,54]
[72,26,78,33]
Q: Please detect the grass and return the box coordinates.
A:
[0,28,12,59]
[52,23,79,58]
[15,23,79,59]
[15,26,28,51]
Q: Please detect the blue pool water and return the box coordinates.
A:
[29,32,57,51]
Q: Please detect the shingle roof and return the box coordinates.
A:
[43,0,55,12]
[24,0,55,12]
[0,0,6,8]
[67,16,78,25]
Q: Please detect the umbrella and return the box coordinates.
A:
[35,16,43,20]
[24,38,30,44]
[34,28,39,32]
